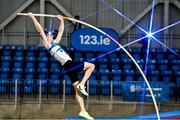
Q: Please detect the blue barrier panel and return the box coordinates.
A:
[122,82,171,102]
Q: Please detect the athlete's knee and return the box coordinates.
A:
[90,63,95,70]
[84,62,95,71]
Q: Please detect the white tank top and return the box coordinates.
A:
[47,42,72,65]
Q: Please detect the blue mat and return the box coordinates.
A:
[65,110,180,120]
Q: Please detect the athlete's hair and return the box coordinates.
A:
[44,29,59,39]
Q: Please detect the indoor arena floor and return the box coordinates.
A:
[65,110,180,120]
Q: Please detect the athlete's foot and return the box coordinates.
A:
[76,83,89,96]
[79,111,94,120]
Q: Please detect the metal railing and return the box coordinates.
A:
[0,79,179,111]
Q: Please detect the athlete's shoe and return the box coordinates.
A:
[76,83,89,96]
[79,111,94,120]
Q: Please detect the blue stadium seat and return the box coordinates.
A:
[50,57,57,63]
[12,68,23,73]
[89,75,96,81]
[49,75,61,94]
[0,74,9,79]
[124,70,135,81]
[14,46,24,56]
[147,59,157,71]
[100,75,109,81]
[24,79,34,94]
[38,62,47,68]
[13,56,23,62]
[26,45,36,52]
[111,69,122,75]
[97,58,108,63]
[99,64,108,69]
[2,45,12,51]
[50,68,61,75]
[26,51,35,57]
[137,76,144,81]
[0,67,10,73]
[65,79,73,95]
[158,59,169,71]
[10,80,22,94]
[167,54,177,60]
[113,81,122,96]
[50,63,60,68]
[112,76,121,81]
[155,54,164,60]
[2,51,11,56]
[0,80,9,93]
[25,62,34,68]
[50,74,59,80]
[37,79,48,94]
[155,48,164,53]
[14,51,23,56]
[49,79,60,86]
[25,68,35,74]
[131,48,141,54]
[121,53,129,59]
[99,69,110,75]
[136,70,145,81]
[123,59,132,70]
[12,74,22,80]
[149,70,160,82]
[50,86,61,95]
[100,80,110,95]
[161,71,172,82]
[13,62,23,68]
[74,52,84,62]
[85,53,94,60]
[175,71,180,83]
[89,80,98,95]
[1,56,12,62]
[130,48,141,59]
[24,86,34,94]
[134,59,144,71]
[38,51,48,57]
[25,74,34,80]
[110,58,120,63]
[37,57,48,62]
[38,47,46,53]
[171,60,180,71]
[64,75,73,95]
[133,53,141,60]
[111,64,120,70]
[88,75,98,95]
[24,79,34,86]
[26,52,35,57]
[38,74,47,79]
[1,62,10,68]
[108,53,117,59]
[14,45,24,51]
[37,68,48,74]
[25,56,36,62]
[171,65,180,71]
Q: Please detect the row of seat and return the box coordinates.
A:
[0,58,179,70]
[0,79,176,102]
[1,45,180,60]
[0,68,179,82]
[0,45,179,82]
